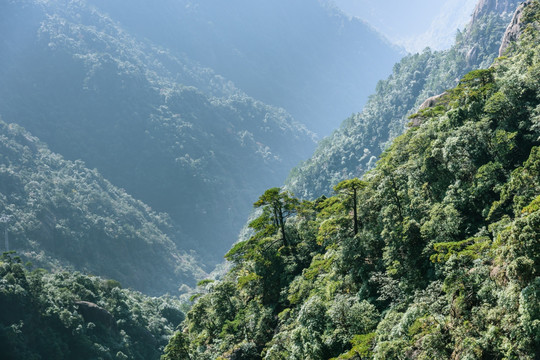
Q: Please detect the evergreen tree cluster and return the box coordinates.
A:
[167,2,540,358]
[0,252,186,360]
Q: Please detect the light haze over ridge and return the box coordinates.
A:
[333,0,478,52]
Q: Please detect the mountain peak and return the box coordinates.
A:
[471,0,520,22]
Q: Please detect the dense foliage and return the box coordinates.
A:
[0,119,204,294]
[0,0,316,264]
[286,0,521,199]
[168,2,540,358]
[0,252,185,359]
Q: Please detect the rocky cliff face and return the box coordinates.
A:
[471,0,521,23]
[499,0,533,55]
[460,0,520,68]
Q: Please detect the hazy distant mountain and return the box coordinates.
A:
[333,0,478,52]
[401,0,479,52]
[87,0,403,136]
[0,0,315,267]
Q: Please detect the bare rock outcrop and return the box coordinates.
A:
[409,92,449,127]
[466,45,479,66]
[499,0,534,56]
[471,0,520,25]
[419,92,448,110]
[75,300,116,328]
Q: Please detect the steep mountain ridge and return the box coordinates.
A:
[286,0,521,199]
[0,0,316,263]
[0,119,204,294]
[471,0,520,22]
[499,0,533,55]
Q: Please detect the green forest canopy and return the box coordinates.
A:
[166,2,540,358]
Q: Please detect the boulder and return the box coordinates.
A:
[75,300,116,328]
[419,92,448,110]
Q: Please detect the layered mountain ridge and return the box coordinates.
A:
[0,0,317,268]
[286,0,521,199]
[86,0,403,136]
[1,0,538,358]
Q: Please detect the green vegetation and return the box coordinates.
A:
[165,2,540,358]
[0,120,204,294]
[1,1,538,359]
[0,252,185,360]
[286,0,521,199]
[334,179,367,235]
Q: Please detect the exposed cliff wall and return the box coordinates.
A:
[471,0,520,23]
[499,0,534,55]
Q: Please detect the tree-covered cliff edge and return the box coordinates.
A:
[286,0,521,200]
[168,1,540,358]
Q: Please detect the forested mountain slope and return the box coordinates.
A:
[86,0,402,136]
[0,0,315,263]
[166,1,540,358]
[0,119,204,294]
[287,0,521,199]
[0,253,185,360]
